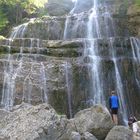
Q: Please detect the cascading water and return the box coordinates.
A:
[109,38,128,124]
[64,62,73,118]
[130,37,140,89]
[1,0,140,123]
[1,47,15,110]
[63,0,78,39]
[10,23,29,39]
[1,20,48,110]
[85,0,105,105]
[63,0,132,123]
[130,37,140,64]
[40,62,48,103]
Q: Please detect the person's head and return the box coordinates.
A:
[111,90,115,95]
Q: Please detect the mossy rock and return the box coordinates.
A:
[0,36,6,40]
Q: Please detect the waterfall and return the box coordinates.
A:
[85,0,105,105]
[1,20,48,110]
[40,62,48,103]
[63,0,132,123]
[10,23,28,39]
[87,0,101,38]
[1,0,139,122]
[130,37,140,63]
[64,62,73,118]
[23,76,32,104]
[1,46,15,110]
[63,0,78,39]
[109,38,128,125]
[130,37,140,90]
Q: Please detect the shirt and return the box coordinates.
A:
[109,95,119,109]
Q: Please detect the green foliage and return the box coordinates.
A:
[0,9,8,31]
[135,0,140,5]
[0,0,48,36]
[0,35,6,39]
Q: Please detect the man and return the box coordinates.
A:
[109,91,119,125]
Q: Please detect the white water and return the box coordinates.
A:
[130,37,140,90]
[40,62,48,103]
[130,37,140,63]
[109,38,128,125]
[87,0,101,38]
[1,21,48,110]
[1,46,15,110]
[63,0,78,39]
[85,0,105,105]
[64,62,73,118]
[10,23,28,39]
[63,0,130,123]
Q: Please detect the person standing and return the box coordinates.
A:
[109,91,119,125]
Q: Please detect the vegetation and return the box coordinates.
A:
[0,0,48,36]
[135,0,140,5]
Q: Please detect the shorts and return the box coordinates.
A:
[111,108,118,114]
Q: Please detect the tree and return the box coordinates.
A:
[0,9,8,32]
[0,0,48,35]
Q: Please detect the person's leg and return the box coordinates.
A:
[112,108,118,125]
[112,114,115,124]
[112,114,117,125]
[114,114,118,125]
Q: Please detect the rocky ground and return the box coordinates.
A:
[0,103,139,140]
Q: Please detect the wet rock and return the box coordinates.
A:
[73,104,114,140]
[9,17,65,40]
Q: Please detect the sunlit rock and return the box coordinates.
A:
[45,0,74,16]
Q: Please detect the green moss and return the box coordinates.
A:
[48,90,67,115]
[135,0,140,6]
[0,46,9,54]
[0,35,5,40]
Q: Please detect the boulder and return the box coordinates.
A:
[70,131,81,140]
[132,121,140,136]
[45,0,74,16]
[82,132,98,140]
[0,109,10,124]
[105,126,134,140]
[0,103,70,140]
[0,103,114,140]
[73,104,114,140]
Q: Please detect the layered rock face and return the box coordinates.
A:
[128,5,140,36]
